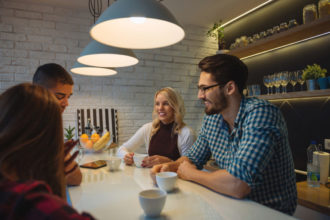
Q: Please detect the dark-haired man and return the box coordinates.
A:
[33,63,82,186]
[152,54,297,215]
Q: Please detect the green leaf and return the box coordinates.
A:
[302,64,327,80]
[64,125,75,140]
[206,20,225,43]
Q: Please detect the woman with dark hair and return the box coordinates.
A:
[0,83,94,219]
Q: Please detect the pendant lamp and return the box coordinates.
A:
[71,62,117,76]
[78,40,138,67]
[90,0,185,49]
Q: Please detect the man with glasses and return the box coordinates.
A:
[33,63,82,186]
[152,54,297,215]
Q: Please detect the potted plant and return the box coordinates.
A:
[207,20,228,54]
[302,64,327,90]
[64,125,75,141]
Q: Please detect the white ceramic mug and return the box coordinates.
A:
[133,153,148,168]
[107,157,121,171]
[156,171,177,192]
[139,189,167,217]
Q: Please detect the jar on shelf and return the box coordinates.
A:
[303,4,318,24]
[252,33,260,41]
[247,36,253,44]
[259,31,267,39]
[266,28,274,37]
[272,25,280,34]
[235,38,241,48]
[239,36,249,47]
[279,22,288,32]
[288,19,298,28]
[318,0,330,18]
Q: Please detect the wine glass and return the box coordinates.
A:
[273,73,281,94]
[280,71,289,93]
[296,70,305,91]
[289,71,298,92]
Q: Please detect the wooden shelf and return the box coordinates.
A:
[228,16,330,59]
[297,181,330,216]
[255,89,330,100]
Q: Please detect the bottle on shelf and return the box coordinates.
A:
[306,140,321,187]
[85,118,92,136]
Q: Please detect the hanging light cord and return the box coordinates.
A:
[89,0,102,23]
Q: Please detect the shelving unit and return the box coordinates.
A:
[228,15,330,59]
[255,89,330,100]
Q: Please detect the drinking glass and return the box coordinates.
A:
[296,70,305,91]
[76,144,85,165]
[263,75,271,95]
[289,71,298,92]
[273,73,281,94]
[268,74,275,94]
[280,71,289,93]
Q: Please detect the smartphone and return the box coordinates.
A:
[80,160,107,169]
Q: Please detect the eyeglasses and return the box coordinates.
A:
[197,84,222,94]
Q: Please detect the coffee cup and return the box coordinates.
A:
[133,153,148,168]
[156,171,177,192]
[107,157,121,171]
[139,189,166,217]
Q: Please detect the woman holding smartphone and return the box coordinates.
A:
[117,87,196,168]
[0,83,95,219]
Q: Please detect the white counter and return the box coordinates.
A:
[68,153,296,220]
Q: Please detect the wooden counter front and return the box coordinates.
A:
[297,181,330,215]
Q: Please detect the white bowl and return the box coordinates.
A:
[156,172,177,192]
[107,157,121,171]
[133,153,148,168]
[139,189,167,217]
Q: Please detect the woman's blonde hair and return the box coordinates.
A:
[151,87,186,137]
[0,83,66,199]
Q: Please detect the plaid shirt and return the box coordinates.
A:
[186,97,297,215]
[0,179,95,220]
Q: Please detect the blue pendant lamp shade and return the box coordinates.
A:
[71,62,117,76]
[77,40,138,67]
[90,0,185,49]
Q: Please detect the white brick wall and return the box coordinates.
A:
[0,0,218,146]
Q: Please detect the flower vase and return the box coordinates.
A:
[317,77,329,90]
[306,79,317,91]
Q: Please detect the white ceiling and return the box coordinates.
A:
[20,0,268,27]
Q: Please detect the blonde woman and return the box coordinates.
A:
[117,87,195,168]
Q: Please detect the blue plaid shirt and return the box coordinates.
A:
[186,97,297,215]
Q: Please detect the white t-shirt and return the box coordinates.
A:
[117,122,196,158]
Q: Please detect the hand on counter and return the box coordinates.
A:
[124,152,134,165]
[177,160,197,180]
[142,155,172,168]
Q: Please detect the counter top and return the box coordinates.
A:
[297,181,330,215]
[68,153,296,220]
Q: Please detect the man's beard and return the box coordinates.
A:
[204,89,228,115]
